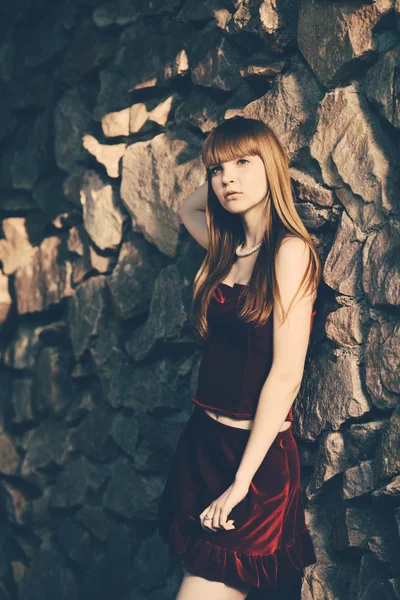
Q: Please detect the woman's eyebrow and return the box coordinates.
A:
[208,156,250,168]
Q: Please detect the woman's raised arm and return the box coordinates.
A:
[179,181,209,250]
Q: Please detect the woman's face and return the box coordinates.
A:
[209,154,269,214]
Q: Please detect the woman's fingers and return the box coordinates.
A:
[199,512,235,532]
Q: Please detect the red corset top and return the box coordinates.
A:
[192,282,317,421]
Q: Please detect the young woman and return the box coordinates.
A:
[157,116,321,600]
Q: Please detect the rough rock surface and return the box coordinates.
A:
[0,2,399,599]
[120,132,205,256]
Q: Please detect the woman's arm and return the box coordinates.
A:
[179,181,209,250]
[235,237,315,486]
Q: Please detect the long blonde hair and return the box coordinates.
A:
[191,116,321,341]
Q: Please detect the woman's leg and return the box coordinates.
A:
[176,567,251,600]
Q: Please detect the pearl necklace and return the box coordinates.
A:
[236,240,263,257]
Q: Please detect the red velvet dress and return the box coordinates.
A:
[157,282,317,592]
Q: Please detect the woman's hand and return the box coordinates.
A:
[199,479,250,532]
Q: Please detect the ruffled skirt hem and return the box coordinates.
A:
[159,516,317,590]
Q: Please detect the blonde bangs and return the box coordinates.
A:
[202,127,262,172]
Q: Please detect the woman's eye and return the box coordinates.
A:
[210,159,248,175]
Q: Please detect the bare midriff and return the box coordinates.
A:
[203,407,292,432]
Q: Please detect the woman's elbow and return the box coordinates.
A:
[269,368,304,393]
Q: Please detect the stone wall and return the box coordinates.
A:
[0,1,399,599]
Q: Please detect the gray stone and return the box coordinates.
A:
[89,246,116,274]
[372,475,400,501]
[54,86,92,172]
[325,305,364,348]
[307,420,386,500]
[335,185,386,233]
[357,551,385,600]
[310,85,400,215]
[240,55,287,81]
[17,544,78,600]
[101,107,130,137]
[93,19,191,119]
[133,412,184,473]
[244,55,324,157]
[79,170,126,250]
[0,192,36,213]
[71,400,116,460]
[56,519,92,569]
[323,210,366,298]
[132,530,170,592]
[19,11,69,68]
[30,486,52,530]
[362,221,400,308]
[343,460,375,500]
[129,95,176,134]
[93,65,134,121]
[120,354,196,415]
[67,224,96,285]
[34,346,75,417]
[295,202,335,230]
[62,167,88,207]
[332,504,389,552]
[57,19,117,86]
[191,22,243,91]
[0,84,16,142]
[290,168,335,207]
[125,266,192,361]
[107,232,164,320]
[75,506,110,541]
[8,73,54,111]
[0,218,34,275]
[173,88,225,133]
[373,405,400,482]
[93,1,140,28]
[365,320,399,410]
[364,45,400,129]
[21,420,73,489]
[298,0,393,87]
[89,320,136,409]
[0,109,52,191]
[177,0,233,24]
[51,455,112,508]
[306,431,350,500]
[121,132,205,257]
[0,40,16,82]
[103,456,164,520]
[347,421,386,464]
[3,322,48,370]
[11,378,35,425]
[258,0,301,53]
[82,135,126,178]
[0,272,11,326]
[296,344,372,440]
[0,433,19,475]
[68,275,110,361]
[13,236,74,314]
[109,412,139,458]
[93,0,183,28]
[1,479,31,526]
[32,173,69,221]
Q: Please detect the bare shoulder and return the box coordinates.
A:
[278,235,309,261]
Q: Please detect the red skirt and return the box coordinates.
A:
[157,404,317,592]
